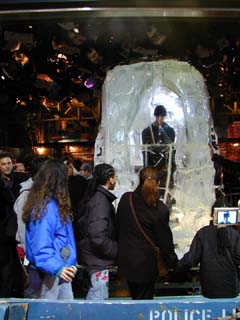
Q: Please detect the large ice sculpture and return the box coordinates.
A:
[95,60,215,256]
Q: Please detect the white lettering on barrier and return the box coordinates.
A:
[149,308,235,320]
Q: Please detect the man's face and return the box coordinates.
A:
[155,115,165,126]
[81,170,90,178]
[0,157,13,176]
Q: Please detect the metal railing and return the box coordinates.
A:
[224,192,240,207]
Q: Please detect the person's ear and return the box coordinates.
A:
[109,176,115,185]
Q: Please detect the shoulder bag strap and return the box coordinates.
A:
[150,124,156,145]
[129,192,159,253]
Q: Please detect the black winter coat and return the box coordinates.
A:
[77,186,118,271]
[68,175,88,216]
[0,171,29,242]
[116,188,178,283]
[177,223,240,298]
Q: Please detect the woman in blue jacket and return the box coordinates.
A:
[23,158,77,299]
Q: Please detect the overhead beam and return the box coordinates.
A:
[1,8,240,21]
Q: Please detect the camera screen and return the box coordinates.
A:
[215,208,239,225]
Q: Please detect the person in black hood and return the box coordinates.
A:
[0,151,29,297]
[175,199,240,298]
[76,163,118,300]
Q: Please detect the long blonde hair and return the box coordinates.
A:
[139,167,160,207]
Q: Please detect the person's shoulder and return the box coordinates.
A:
[142,125,151,133]
[122,190,135,198]
[117,192,131,210]
[88,187,103,203]
[96,186,117,202]
[195,224,215,237]
[12,171,30,183]
[119,191,131,201]
[227,225,240,236]
[157,199,168,209]
[164,122,174,130]
[19,177,33,192]
[155,200,169,216]
[69,175,87,185]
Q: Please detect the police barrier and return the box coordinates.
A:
[1,296,240,320]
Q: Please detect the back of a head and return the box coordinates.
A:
[94,163,115,185]
[34,158,68,194]
[139,166,161,207]
[83,163,115,200]
[23,158,70,223]
[80,162,93,173]
[154,105,167,117]
[211,197,230,218]
[30,156,49,177]
[0,151,12,161]
[211,198,233,254]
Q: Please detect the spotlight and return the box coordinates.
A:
[69,145,78,152]
[84,77,95,89]
[73,27,79,34]
[57,53,67,60]
[36,147,46,155]
[13,52,29,66]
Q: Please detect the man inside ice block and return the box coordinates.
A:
[142,105,176,191]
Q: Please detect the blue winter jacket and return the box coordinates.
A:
[26,199,77,275]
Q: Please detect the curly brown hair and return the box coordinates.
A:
[22,158,71,224]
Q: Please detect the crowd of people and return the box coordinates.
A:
[0,147,240,301]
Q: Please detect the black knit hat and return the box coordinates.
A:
[154,105,167,116]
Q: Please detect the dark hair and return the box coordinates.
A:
[211,198,233,255]
[211,197,230,217]
[154,105,167,117]
[30,156,49,177]
[23,158,71,224]
[60,154,72,165]
[80,162,93,173]
[0,151,12,160]
[83,163,115,200]
[139,167,160,207]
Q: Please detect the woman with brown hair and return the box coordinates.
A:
[23,158,77,299]
[116,166,178,299]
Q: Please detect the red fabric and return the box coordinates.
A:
[16,246,25,260]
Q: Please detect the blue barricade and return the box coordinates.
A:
[0,303,8,320]
[1,296,240,320]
